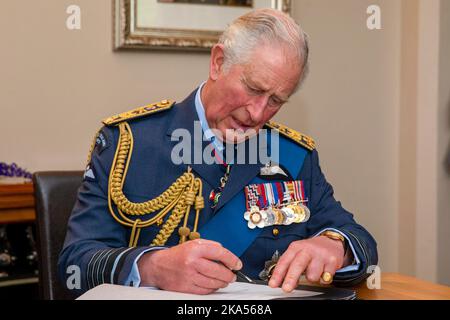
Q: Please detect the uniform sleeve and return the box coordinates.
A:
[300,149,378,287]
[57,126,158,296]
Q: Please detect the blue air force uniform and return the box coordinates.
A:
[58,88,378,295]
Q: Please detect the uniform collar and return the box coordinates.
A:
[164,87,270,213]
[194,82,225,152]
[165,89,222,188]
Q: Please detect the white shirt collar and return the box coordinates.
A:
[194,82,225,152]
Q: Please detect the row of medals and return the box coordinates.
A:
[244,202,311,229]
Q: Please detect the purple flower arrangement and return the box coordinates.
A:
[0,162,32,179]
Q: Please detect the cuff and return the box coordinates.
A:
[86,246,164,290]
[124,246,166,287]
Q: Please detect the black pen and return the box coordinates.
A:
[215,261,255,284]
[234,269,255,284]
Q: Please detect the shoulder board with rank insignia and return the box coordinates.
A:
[265,120,315,151]
[102,99,175,126]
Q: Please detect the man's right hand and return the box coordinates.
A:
[137,239,242,295]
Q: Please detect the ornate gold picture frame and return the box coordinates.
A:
[114,0,292,51]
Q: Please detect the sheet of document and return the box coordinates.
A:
[78,282,323,300]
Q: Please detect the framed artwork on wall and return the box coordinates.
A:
[114,0,292,51]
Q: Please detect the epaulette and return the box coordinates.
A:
[102,99,175,126]
[265,120,315,151]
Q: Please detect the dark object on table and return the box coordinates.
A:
[0,226,17,278]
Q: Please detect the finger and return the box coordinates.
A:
[319,258,338,285]
[192,273,230,290]
[268,245,299,288]
[305,257,324,283]
[189,285,216,295]
[195,258,237,283]
[191,239,222,246]
[198,244,242,271]
[281,251,312,292]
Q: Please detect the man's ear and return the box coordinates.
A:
[209,44,226,81]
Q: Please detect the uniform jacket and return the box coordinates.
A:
[58,90,378,296]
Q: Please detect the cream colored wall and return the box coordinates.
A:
[0,0,210,171]
[1,0,448,284]
[438,0,450,286]
[415,0,440,282]
[398,0,418,278]
[288,0,402,274]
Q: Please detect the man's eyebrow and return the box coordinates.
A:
[242,75,289,103]
[269,89,289,103]
[272,94,288,104]
[243,75,269,91]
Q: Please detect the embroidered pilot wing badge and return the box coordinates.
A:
[102,99,175,126]
[259,161,292,180]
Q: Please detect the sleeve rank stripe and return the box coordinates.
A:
[99,249,116,286]
[86,248,129,289]
[104,247,132,284]
[91,249,112,288]
[112,247,137,285]
[110,247,136,284]
[86,250,104,289]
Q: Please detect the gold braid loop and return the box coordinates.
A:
[107,122,204,248]
[189,178,204,241]
[152,194,188,247]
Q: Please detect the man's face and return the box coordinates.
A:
[204,44,302,144]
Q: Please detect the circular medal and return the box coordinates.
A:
[264,207,276,226]
[288,204,306,223]
[250,211,262,224]
[273,208,284,225]
[281,206,295,225]
[244,206,266,229]
[298,204,310,223]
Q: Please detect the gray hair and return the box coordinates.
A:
[219,8,310,90]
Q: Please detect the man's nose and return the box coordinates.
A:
[247,95,268,123]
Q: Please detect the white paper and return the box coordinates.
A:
[78,282,323,300]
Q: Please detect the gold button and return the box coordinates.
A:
[161,99,168,105]
[272,228,279,236]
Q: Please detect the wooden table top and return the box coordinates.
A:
[354,272,450,300]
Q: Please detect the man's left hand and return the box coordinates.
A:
[268,236,345,292]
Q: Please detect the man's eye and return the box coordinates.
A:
[247,85,263,94]
[268,97,282,107]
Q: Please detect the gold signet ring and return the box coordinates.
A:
[321,271,333,284]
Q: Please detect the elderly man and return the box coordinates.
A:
[59,8,377,296]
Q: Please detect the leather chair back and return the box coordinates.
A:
[33,171,83,300]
